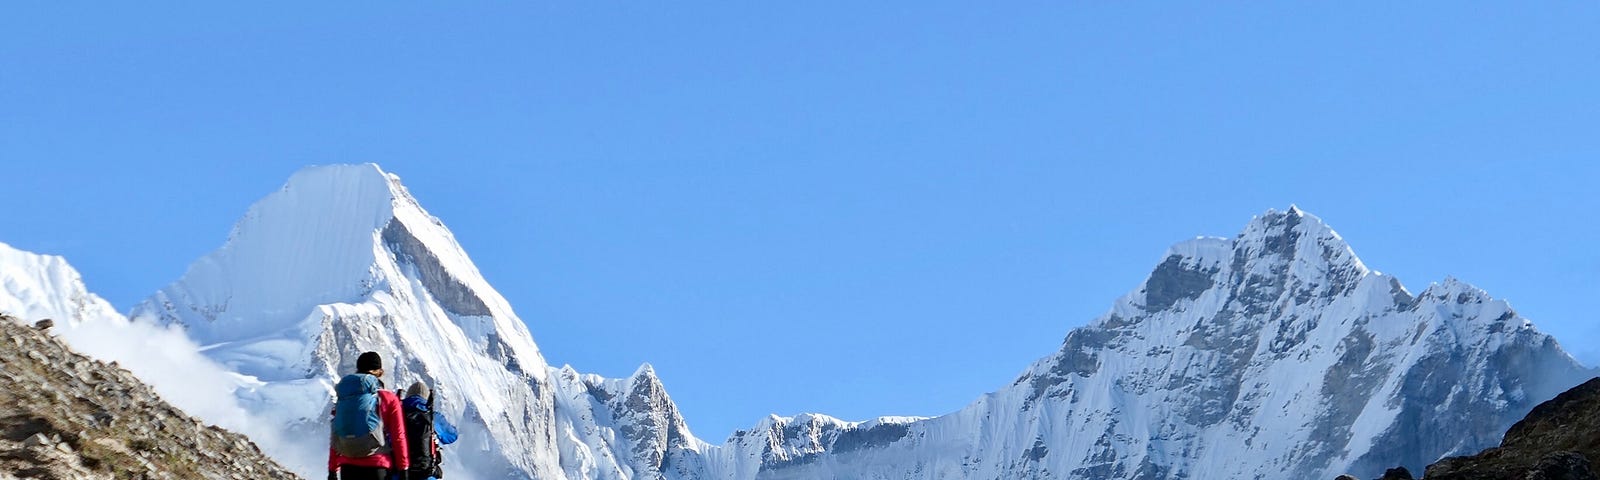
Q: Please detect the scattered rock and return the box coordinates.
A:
[1527,452,1597,480]
[23,433,51,448]
[33,318,53,330]
[1378,466,1414,479]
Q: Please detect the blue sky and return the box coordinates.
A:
[3,3,1598,440]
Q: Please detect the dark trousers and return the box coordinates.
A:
[336,466,387,480]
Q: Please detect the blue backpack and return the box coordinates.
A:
[331,373,386,457]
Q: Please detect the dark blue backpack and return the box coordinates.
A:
[401,394,437,472]
[331,373,386,457]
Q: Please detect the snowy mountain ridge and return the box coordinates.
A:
[721,205,1591,479]
[130,164,575,479]
[3,164,1591,479]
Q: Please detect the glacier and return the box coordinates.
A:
[2,163,1591,479]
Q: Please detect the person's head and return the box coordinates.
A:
[356,351,384,377]
[406,381,430,401]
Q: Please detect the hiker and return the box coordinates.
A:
[400,382,456,480]
[329,351,409,480]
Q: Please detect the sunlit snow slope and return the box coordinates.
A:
[688,207,1595,480]
[130,164,701,479]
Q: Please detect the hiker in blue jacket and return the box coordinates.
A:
[400,381,458,480]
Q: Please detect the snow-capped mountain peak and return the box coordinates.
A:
[154,164,400,338]
[1236,206,1368,275]
[136,163,544,377]
[0,241,114,331]
[131,164,569,478]
[690,205,1591,480]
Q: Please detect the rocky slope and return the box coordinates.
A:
[0,314,298,480]
[0,239,315,471]
[1416,377,1600,480]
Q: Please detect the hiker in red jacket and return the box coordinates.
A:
[329,351,409,480]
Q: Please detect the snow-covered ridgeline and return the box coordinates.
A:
[684,207,1592,479]
[130,164,572,479]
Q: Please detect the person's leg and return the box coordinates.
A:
[338,466,388,480]
[408,466,442,479]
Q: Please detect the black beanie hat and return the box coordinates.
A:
[356,351,383,373]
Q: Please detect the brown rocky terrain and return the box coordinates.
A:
[0,314,299,479]
[1341,376,1600,480]
[1419,376,1600,480]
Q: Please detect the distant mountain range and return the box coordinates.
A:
[1,164,1590,479]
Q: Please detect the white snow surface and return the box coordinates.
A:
[6,164,1592,480]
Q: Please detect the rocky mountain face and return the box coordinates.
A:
[678,207,1595,480]
[127,164,713,479]
[1414,377,1600,480]
[0,314,297,480]
[548,364,709,480]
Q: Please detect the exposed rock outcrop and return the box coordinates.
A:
[1379,466,1416,479]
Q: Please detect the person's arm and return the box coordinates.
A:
[328,407,340,476]
[381,391,409,471]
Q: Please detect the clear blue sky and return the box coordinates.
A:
[3,3,1598,441]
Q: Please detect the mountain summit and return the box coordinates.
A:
[690,207,1592,479]
[136,163,537,364]
[132,164,578,478]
